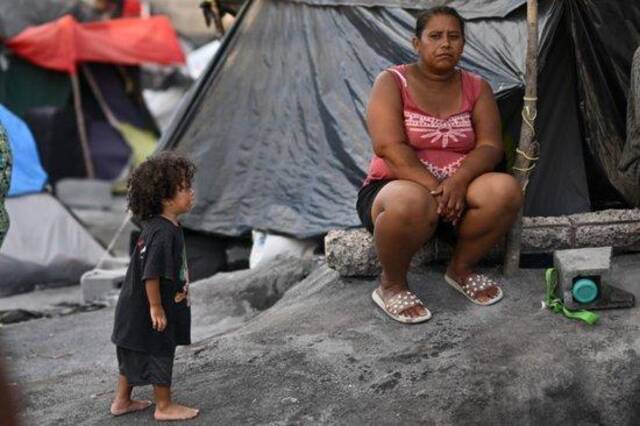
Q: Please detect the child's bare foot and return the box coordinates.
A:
[154,403,199,421]
[110,399,152,416]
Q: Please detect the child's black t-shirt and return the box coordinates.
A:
[112,216,191,355]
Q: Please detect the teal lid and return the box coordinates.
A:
[572,278,598,304]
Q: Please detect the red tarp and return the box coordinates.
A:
[6,15,185,73]
[123,0,142,17]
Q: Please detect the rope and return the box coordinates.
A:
[516,148,539,161]
[543,268,599,325]
[521,95,538,133]
[512,164,537,172]
[94,211,132,270]
[522,107,537,131]
[512,148,539,172]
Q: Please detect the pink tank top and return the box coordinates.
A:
[363,64,483,186]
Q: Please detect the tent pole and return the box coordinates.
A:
[503,0,540,276]
[70,73,95,178]
[81,65,120,128]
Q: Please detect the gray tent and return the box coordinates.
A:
[160,0,640,239]
[0,193,106,296]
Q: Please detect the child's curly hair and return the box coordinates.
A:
[127,152,196,221]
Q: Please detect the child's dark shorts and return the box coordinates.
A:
[355,179,457,244]
[117,346,176,386]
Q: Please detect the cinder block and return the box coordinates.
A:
[81,267,127,303]
[554,247,612,308]
[554,247,611,282]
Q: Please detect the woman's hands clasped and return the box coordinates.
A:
[430,175,469,225]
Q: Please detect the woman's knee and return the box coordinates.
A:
[492,174,524,212]
[377,188,438,231]
[470,173,523,213]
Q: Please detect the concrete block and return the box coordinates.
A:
[325,229,381,277]
[325,229,439,277]
[554,247,611,280]
[522,216,573,252]
[554,247,612,308]
[81,267,127,303]
[553,246,634,310]
[574,223,640,248]
[324,208,640,277]
[569,208,640,225]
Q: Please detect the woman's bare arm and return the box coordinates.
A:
[366,71,440,192]
[452,79,504,184]
[433,80,504,218]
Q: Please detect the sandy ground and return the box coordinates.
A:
[2,253,640,425]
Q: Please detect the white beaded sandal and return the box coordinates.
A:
[444,273,504,306]
[371,288,432,324]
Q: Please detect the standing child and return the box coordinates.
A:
[110,152,199,421]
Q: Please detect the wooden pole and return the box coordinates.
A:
[503,0,540,276]
[70,73,95,178]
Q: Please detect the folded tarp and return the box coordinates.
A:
[6,15,185,73]
[0,105,48,196]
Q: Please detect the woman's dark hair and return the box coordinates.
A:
[415,6,465,40]
[127,151,196,221]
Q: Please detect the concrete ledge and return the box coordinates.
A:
[570,209,640,248]
[326,209,640,277]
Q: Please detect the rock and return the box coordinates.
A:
[189,256,313,339]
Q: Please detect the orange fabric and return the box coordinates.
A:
[6,15,184,73]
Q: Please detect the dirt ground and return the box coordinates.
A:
[2,253,640,425]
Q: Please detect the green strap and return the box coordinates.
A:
[544,268,599,325]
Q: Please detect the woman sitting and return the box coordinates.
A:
[357,6,523,324]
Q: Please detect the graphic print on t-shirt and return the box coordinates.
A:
[174,242,190,305]
[137,238,147,260]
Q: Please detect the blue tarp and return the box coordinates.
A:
[0,104,48,196]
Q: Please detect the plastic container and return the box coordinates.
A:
[572,278,599,304]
